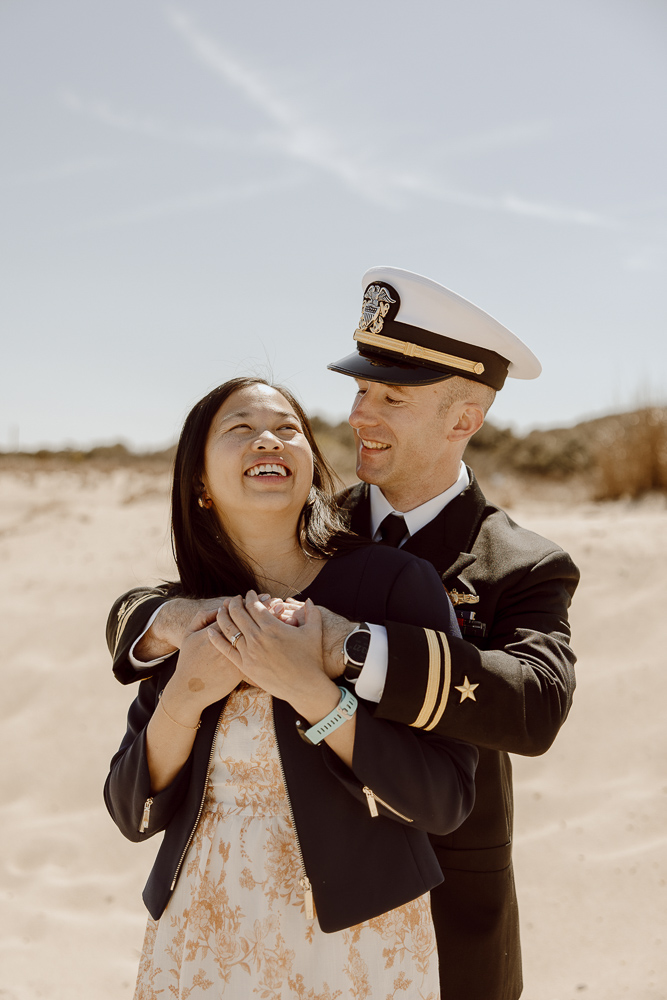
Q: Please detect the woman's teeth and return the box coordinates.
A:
[246,464,288,477]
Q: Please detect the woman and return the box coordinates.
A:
[105,377,477,999]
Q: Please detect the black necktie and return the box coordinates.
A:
[377,513,408,547]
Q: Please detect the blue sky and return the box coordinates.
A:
[2,0,666,449]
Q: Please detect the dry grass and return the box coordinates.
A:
[591,407,667,500]
[2,406,666,504]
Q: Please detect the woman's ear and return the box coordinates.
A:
[447,403,485,443]
[195,478,213,509]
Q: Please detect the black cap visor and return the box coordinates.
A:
[328,350,457,386]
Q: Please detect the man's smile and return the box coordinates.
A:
[359,438,390,451]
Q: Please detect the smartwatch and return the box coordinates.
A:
[342,622,371,683]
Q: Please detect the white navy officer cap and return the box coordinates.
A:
[328,266,542,391]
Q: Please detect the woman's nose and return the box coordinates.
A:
[253,430,283,450]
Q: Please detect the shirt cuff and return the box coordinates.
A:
[354,624,388,703]
[128,602,175,669]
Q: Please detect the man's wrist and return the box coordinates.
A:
[157,599,195,648]
[132,601,181,662]
[322,616,358,679]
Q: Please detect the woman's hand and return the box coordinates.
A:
[209,591,357,768]
[166,624,244,721]
[209,592,337,713]
[265,598,354,680]
[145,625,244,794]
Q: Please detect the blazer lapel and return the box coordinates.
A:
[339,482,373,539]
[402,470,489,581]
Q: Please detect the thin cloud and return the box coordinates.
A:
[59,88,246,151]
[2,155,123,186]
[440,121,555,158]
[166,8,401,206]
[166,10,297,130]
[166,8,628,229]
[501,194,620,229]
[66,173,304,232]
[57,13,632,233]
[623,245,667,272]
[398,174,624,230]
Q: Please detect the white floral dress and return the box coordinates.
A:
[134,683,439,999]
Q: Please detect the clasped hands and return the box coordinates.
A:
[165,592,355,721]
[205,592,324,703]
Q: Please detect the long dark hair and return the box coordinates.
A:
[167,377,352,598]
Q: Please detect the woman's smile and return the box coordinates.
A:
[245,461,291,479]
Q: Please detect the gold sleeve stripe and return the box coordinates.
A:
[411,629,442,729]
[425,631,452,731]
[112,593,159,658]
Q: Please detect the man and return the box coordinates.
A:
[107,267,579,1000]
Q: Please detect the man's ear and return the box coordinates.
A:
[447,403,485,443]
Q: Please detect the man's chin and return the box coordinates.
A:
[355,457,390,487]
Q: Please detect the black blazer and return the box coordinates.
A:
[106,472,578,998]
[105,544,478,933]
[341,472,579,1000]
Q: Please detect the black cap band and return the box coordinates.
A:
[355,318,510,390]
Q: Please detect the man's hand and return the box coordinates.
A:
[134,593,273,662]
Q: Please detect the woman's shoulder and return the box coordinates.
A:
[315,543,452,631]
[324,543,444,600]
[331,542,435,576]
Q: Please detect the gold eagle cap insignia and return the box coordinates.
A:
[357,284,396,336]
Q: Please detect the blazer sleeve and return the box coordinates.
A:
[103,666,193,842]
[322,556,478,836]
[377,545,579,756]
[107,587,173,685]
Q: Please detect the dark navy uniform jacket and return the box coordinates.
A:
[342,472,579,1000]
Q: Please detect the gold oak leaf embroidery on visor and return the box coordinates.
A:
[455,676,479,703]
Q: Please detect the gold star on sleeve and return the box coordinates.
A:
[454,676,479,703]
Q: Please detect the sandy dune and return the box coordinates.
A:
[0,469,665,999]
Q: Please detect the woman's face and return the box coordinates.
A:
[202,384,315,528]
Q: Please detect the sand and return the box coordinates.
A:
[0,469,665,999]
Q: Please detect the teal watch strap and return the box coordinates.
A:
[297,686,358,746]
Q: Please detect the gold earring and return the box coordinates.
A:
[198,493,213,509]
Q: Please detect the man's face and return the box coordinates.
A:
[348,378,457,510]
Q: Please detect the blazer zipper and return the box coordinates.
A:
[362,786,413,823]
[139,797,154,833]
[273,714,314,921]
[169,713,224,892]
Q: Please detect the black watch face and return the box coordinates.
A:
[345,630,371,666]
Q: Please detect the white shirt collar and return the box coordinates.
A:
[369,462,470,543]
